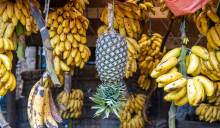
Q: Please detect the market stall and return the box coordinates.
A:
[0,0,220,128]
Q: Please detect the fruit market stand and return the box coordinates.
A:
[0,0,220,128]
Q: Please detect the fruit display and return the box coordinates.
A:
[56,89,84,119]
[27,75,62,128]
[119,94,146,128]
[47,2,91,82]
[98,1,143,78]
[138,33,166,91]
[151,46,216,106]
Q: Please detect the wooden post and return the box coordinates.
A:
[29,0,61,87]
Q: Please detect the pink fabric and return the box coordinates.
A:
[165,0,210,16]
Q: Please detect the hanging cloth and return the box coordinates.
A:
[165,0,210,16]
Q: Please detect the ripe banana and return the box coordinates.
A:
[191,45,209,60]
[164,78,187,92]
[195,76,214,97]
[28,76,62,128]
[187,53,200,74]
[156,57,178,73]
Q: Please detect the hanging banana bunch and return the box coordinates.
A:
[119,94,146,128]
[27,74,62,128]
[138,1,155,20]
[0,0,40,96]
[192,2,220,50]
[98,1,143,78]
[69,0,89,13]
[151,46,216,106]
[47,2,90,84]
[138,33,166,91]
[0,0,40,35]
[57,89,84,119]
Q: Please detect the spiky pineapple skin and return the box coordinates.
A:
[96,31,127,82]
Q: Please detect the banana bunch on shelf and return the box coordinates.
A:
[47,3,90,79]
[69,0,89,13]
[100,1,142,39]
[0,0,40,35]
[57,89,84,119]
[119,94,146,128]
[28,76,62,128]
[138,33,166,91]
[196,103,220,123]
[151,46,215,106]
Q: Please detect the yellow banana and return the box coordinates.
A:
[174,95,188,106]
[6,2,13,19]
[207,30,219,50]
[209,51,220,71]
[54,56,60,75]
[156,57,178,72]
[164,87,186,101]
[195,76,214,96]
[187,53,200,74]
[187,78,197,106]
[150,68,169,78]
[191,45,209,60]
[209,27,220,46]
[161,48,181,62]
[207,9,220,23]
[156,71,182,84]
[0,54,11,70]
[164,78,187,92]
[44,88,58,128]
[193,77,205,105]
[60,60,70,72]
[32,85,44,128]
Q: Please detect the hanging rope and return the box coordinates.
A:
[108,0,115,32]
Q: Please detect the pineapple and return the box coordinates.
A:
[96,31,127,82]
[92,30,128,118]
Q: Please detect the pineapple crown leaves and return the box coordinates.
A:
[90,82,127,119]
